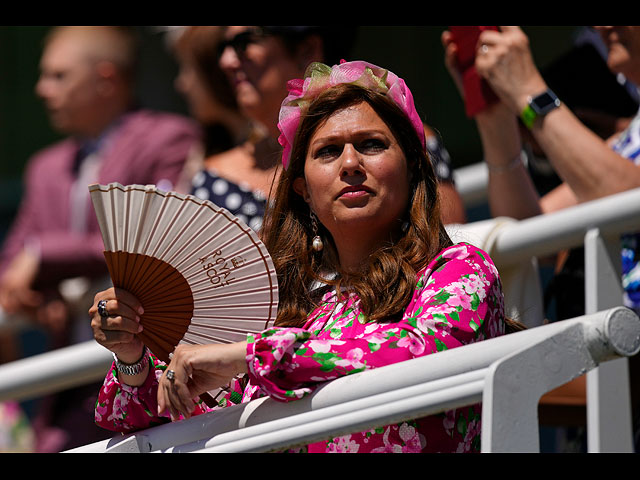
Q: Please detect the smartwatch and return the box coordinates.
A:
[521,89,561,129]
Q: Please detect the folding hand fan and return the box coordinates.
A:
[89,182,279,406]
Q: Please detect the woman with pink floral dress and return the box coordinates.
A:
[90,60,507,453]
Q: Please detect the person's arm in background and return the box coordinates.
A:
[474,27,640,204]
[442,26,640,220]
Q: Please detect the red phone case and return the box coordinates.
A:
[449,26,499,117]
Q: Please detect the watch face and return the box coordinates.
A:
[532,91,561,114]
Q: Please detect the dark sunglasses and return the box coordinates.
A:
[217,28,271,58]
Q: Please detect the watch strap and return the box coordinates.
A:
[113,347,150,376]
[521,104,538,130]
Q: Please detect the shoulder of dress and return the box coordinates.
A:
[415,243,496,280]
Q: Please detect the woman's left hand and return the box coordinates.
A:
[157,341,249,420]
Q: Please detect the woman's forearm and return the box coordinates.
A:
[528,105,640,202]
[475,104,543,220]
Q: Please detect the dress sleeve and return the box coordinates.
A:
[94,354,210,433]
[245,243,505,402]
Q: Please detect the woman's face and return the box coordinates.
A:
[219,26,305,136]
[294,102,411,244]
[594,26,640,83]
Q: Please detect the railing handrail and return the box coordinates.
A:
[0,340,112,403]
[453,161,489,208]
[490,187,640,266]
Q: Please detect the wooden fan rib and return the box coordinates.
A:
[139,287,193,305]
[109,253,191,307]
[139,319,190,353]
[137,330,176,364]
[142,308,194,318]
[140,281,193,297]
[140,294,194,308]
[142,315,194,327]
[104,251,193,363]
[142,320,189,336]
[125,252,163,292]
[129,259,178,298]
[104,251,151,293]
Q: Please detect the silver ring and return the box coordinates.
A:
[481,44,489,54]
[97,299,109,318]
[166,369,175,382]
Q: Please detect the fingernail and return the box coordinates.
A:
[138,307,144,315]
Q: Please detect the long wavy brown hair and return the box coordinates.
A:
[261,83,453,327]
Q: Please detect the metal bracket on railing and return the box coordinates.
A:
[482,306,640,453]
[482,323,591,452]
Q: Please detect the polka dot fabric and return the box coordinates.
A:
[191,169,266,232]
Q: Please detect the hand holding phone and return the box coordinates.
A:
[448,26,500,117]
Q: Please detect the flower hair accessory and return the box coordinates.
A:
[277,60,426,169]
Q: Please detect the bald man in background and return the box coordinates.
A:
[0,26,199,451]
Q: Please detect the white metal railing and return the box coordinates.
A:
[63,306,639,453]
[453,161,489,208]
[2,163,640,452]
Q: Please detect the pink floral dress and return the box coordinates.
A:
[95,243,505,452]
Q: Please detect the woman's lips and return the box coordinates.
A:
[337,185,373,199]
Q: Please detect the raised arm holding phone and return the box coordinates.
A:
[442,25,640,319]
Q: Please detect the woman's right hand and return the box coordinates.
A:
[89,287,145,363]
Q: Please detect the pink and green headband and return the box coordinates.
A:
[277,60,426,170]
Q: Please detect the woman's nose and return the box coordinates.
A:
[340,144,364,177]
[219,45,240,71]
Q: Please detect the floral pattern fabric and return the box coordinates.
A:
[95,243,505,453]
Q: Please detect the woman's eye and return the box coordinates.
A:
[358,139,386,153]
[315,145,342,159]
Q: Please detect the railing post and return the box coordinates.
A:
[584,228,634,452]
[481,323,595,452]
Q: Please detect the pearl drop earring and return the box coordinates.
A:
[310,212,324,252]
